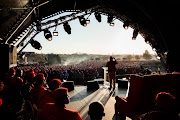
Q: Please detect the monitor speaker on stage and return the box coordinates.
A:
[0,44,17,74]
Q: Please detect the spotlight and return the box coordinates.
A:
[53,31,58,36]
[63,22,71,34]
[86,19,90,24]
[145,35,151,44]
[94,12,101,22]
[123,20,129,30]
[107,13,114,23]
[132,29,139,40]
[44,29,52,41]
[79,17,87,27]
[53,20,58,36]
[30,39,42,50]
[19,52,26,59]
[110,23,115,26]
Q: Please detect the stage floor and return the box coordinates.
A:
[66,78,131,120]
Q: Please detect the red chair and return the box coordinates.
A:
[115,75,143,117]
[115,74,162,118]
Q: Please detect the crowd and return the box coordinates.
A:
[16,60,161,84]
[0,66,107,120]
[0,60,167,120]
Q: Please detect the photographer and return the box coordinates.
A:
[106,56,118,90]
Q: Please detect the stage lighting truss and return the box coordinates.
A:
[14,6,158,56]
[40,8,95,30]
[16,28,40,54]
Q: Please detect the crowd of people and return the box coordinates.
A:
[16,60,161,85]
[0,66,107,120]
[0,59,168,120]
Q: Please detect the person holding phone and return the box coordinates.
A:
[106,56,118,90]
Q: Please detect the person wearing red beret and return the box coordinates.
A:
[37,79,62,109]
[134,92,180,120]
[38,88,82,120]
[30,73,49,106]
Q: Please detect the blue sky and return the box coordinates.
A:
[23,12,155,55]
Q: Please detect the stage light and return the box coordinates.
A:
[110,23,115,26]
[145,35,151,44]
[107,13,114,23]
[53,31,58,36]
[44,29,52,41]
[53,20,58,36]
[30,39,42,50]
[94,12,101,22]
[63,22,71,34]
[132,29,139,40]
[86,19,90,24]
[79,17,87,27]
[19,52,26,59]
[157,56,161,60]
[145,37,150,44]
[123,20,129,30]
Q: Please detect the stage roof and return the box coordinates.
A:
[0,0,180,62]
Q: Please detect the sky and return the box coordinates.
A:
[22,12,155,55]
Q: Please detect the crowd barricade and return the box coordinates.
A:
[115,73,180,118]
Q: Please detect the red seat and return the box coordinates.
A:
[115,73,180,118]
[115,74,162,118]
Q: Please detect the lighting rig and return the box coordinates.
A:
[15,6,156,55]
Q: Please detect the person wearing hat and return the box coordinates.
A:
[48,79,62,91]
[88,101,105,120]
[38,88,82,120]
[30,73,49,106]
[106,56,118,90]
[23,71,36,100]
[37,79,62,109]
[134,92,180,120]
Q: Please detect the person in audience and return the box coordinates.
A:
[23,71,36,100]
[30,73,49,106]
[134,92,180,120]
[106,56,118,90]
[88,101,105,120]
[38,87,82,120]
[37,79,62,109]
[48,79,62,91]
[6,68,24,112]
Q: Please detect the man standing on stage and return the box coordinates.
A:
[106,56,118,90]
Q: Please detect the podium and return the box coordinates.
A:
[102,67,109,88]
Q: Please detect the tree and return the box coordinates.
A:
[126,55,133,61]
[135,55,140,60]
[143,50,152,60]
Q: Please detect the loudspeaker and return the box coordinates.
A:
[0,44,17,74]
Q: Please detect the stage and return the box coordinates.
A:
[65,78,131,120]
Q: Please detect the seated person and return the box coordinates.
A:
[88,101,105,120]
[38,88,82,120]
[48,79,62,91]
[30,73,49,106]
[134,92,180,120]
[37,79,62,109]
